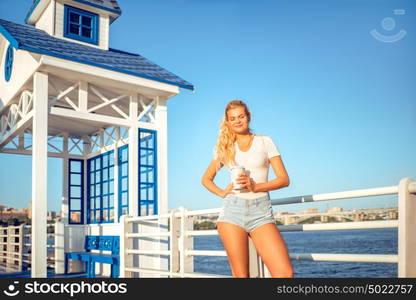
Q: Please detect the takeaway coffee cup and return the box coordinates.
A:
[230,166,245,190]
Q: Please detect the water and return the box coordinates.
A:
[194,228,398,277]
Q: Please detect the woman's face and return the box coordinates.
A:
[226,106,250,134]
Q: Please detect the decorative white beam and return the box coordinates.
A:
[31,71,48,278]
[50,107,156,130]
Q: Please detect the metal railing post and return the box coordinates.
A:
[120,215,133,278]
[248,236,262,277]
[169,209,180,277]
[17,224,24,272]
[54,220,65,274]
[398,177,416,277]
[179,207,194,277]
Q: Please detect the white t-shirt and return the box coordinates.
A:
[213,134,281,199]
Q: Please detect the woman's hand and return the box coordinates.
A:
[237,173,256,192]
[221,183,235,198]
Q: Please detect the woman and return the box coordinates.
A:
[201,100,294,278]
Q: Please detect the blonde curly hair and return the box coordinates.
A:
[214,100,253,171]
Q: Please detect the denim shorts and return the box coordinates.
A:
[216,193,276,233]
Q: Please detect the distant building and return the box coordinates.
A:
[47,211,57,221]
[326,207,343,213]
[297,208,319,215]
[28,201,32,220]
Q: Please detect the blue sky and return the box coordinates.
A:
[0,0,415,214]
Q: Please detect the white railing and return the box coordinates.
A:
[0,223,56,274]
[119,177,416,278]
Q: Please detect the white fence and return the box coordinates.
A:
[1,177,414,277]
[119,177,416,278]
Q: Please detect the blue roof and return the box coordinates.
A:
[0,19,194,90]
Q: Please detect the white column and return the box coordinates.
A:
[155,96,168,214]
[128,94,139,216]
[83,136,91,224]
[61,133,69,224]
[113,145,119,222]
[31,71,48,278]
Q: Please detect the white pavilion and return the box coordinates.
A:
[0,0,193,277]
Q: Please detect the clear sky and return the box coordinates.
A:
[0,0,415,214]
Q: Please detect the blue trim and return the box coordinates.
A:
[4,45,13,82]
[138,128,158,216]
[87,150,115,224]
[68,159,85,225]
[17,45,194,90]
[72,0,121,16]
[64,5,99,45]
[0,24,19,48]
[118,144,129,221]
[24,0,41,24]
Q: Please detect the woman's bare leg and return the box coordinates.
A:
[217,221,249,277]
[249,223,294,278]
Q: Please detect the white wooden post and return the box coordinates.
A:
[398,177,416,277]
[17,224,24,272]
[154,96,168,215]
[61,133,69,224]
[169,209,180,277]
[83,136,91,225]
[113,145,119,222]
[179,207,194,277]
[31,71,48,278]
[119,214,133,277]
[128,94,139,217]
[54,220,65,274]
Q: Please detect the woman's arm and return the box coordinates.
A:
[201,159,234,198]
[254,155,290,192]
[237,155,290,192]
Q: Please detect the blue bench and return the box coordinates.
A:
[65,235,120,278]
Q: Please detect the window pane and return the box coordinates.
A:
[71,200,81,210]
[122,178,128,191]
[95,198,101,209]
[71,174,81,185]
[109,167,114,179]
[82,16,92,27]
[122,207,128,215]
[70,161,81,173]
[69,24,79,34]
[109,153,114,166]
[103,210,108,221]
[102,196,108,208]
[102,155,108,168]
[95,210,101,222]
[109,195,114,207]
[70,12,80,23]
[95,171,101,182]
[109,182,114,194]
[103,184,108,195]
[121,164,127,176]
[90,159,95,170]
[123,192,128,204]
[70,212,81,223]
[70,187,81,198]
[121,148,128,161]
[95,184,100,196]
